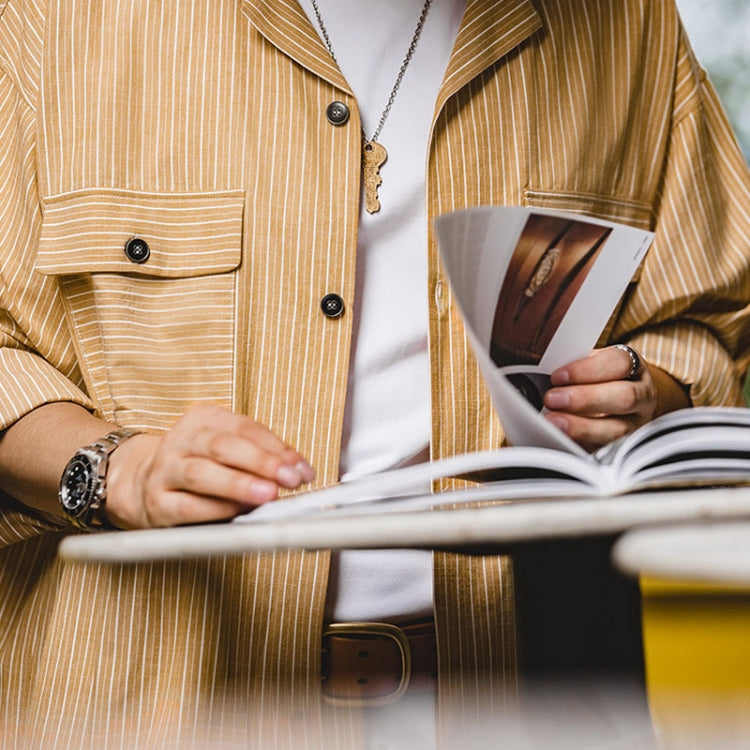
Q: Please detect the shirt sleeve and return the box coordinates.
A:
[612,27,750,407]
[0,59,95,542]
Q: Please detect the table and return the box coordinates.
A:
[58,486,750,749]
[613,520,750,584]
[58,485,750,564]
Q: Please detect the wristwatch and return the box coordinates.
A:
[59,428,141,530]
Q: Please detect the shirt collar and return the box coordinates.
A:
[242,0,542,104]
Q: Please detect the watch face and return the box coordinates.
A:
[60,454,96,517]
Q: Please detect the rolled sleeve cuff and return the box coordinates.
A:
[0,347,94,431]
[626,323,746,408]
[0,349,94,545]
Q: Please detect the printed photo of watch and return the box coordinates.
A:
[59,428,141,530]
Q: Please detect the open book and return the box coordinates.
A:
[245,406,750,522]
[240,206,750,524]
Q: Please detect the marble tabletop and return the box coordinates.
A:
[58,485,750,564]
[613,519,750,585]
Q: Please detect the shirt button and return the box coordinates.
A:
[326,101,350,126]
[320,293,345,318]
[124,237,150,263]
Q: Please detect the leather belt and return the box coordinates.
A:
[321,619,437,706]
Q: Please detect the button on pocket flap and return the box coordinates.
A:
[36,189,244,277]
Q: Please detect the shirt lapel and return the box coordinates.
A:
[241,0,353,95]
[436,0,542,116]
[242,0,540,118]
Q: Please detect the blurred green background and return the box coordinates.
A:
[676,1,750,402]
[677,0,750,160]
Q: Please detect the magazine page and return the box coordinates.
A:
[434,206,653,457]
[241,479,593,523]
[594,406,750,466]
[605,407,750,491]
[238,445,607,523]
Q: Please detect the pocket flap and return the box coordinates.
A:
[523,189,653,230]
[36,188,244,277]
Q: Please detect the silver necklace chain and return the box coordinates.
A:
[309,0,433,144]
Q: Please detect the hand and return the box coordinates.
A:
[542,345,659,452]
[105,404,315,529]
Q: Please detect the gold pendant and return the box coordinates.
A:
[362,140,387,214]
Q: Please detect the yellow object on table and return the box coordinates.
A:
[641,577,750,749]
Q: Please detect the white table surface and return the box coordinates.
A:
[58,485,750,564]
[613,519,750,585]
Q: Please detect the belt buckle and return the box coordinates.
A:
[321,622,412,707]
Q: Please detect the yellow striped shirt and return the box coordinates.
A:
[0,0,748,746]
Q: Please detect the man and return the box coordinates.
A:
[0,0,748,747]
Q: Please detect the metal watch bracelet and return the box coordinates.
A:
[59,428,142,530]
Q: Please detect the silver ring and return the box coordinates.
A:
[614,344,643,381]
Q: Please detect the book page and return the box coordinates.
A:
[595,406,750,467]
[435,206,653,457]
[240,445,605,523]
[605,407,750,491]
[242,479,591,523]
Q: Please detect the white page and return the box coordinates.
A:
[617,426,750,481]
[243,479,592,523]
[435,206,653,457]
[596,405,750,466]
[240,444,606,523]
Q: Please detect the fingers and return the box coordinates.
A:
[168,405,314,488]
[544,378,650,417]
[164,454,282,505]
[543,345,657,451]
[142,489,260,527]
[106,403,316,529]
[549,345,642,386]
[544,412,638,453]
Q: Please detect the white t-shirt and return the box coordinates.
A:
[300,0,466,623]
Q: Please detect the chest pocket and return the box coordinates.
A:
[35,188,244,429]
